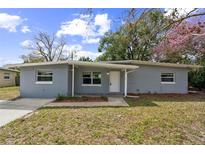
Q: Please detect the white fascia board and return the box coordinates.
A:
[15,61,139,70]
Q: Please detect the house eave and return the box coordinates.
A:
[0,68,20,73]
[106,60,202,69]
[11,61,139,70]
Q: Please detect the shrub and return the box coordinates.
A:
[189,65,205,90]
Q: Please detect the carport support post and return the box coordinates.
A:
[72,64,74,97]
[124,69,127,97]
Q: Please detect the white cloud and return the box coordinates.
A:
[56,18,96,38]
[164,8,195,19]
[0,13,23,32]
[76,50,102,60]
[21,25,31,33]
[82,37,100,44]
[20,40,33,48]
[79,14,91,19]
[64,44,83,51]
[63,44,102,60]
[94,14,111,35]
[56,13,111,44]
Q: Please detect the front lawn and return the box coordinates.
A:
[0,94,205,144]
[0,86,19,100]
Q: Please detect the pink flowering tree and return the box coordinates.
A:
[154,21,205,64]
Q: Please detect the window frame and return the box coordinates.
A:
[160,73,175,84]
[82,72,101,86]
[82,72,92,85]
[35,69,53,84]
[3,72,10,80]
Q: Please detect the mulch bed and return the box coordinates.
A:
[128,92,199,96]
[54,96,108,103]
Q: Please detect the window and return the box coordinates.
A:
[82,72,101,86]
[36,70,53,84]
[93,72,101,84]
[161,73,175,84]
[82,72,92,84]
[4,73,10,80]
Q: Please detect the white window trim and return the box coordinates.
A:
[161,73,175,84]
[35,81,53,84]
[82,72,102,86]
[3,73,10,80]
[81,84,101,87]
[161,82,176,84]
[35,69,53,84]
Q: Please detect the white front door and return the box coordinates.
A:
[109,71,120,92]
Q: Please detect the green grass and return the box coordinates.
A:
[0,86,19,100]
[0,93,205,144]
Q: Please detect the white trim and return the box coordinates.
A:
[161,82,176,84]
[161,72,175,84]
[82,72,101,85]
[109,71,120,93]
[72,64,74,97]
[13,60,139,69]
[124,69,127,97]
[108,60,202,69]
[36,69,53,83]
[35,81,53,84]
[81,84,101,87]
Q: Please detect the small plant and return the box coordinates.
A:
[55,95,108,102]
[57,94,64,101]
[56,94,70,101]
[101,96,108,101]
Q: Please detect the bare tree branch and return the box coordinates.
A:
[21,31,73,63]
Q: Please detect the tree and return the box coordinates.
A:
[78,56,93,62]
[21,54,45,63]
[98,9,168,61]
[189,64,205,90]
[154,21,205,64]
[96,8,205,62]
[97,31,129,60]
[21,32,70,63]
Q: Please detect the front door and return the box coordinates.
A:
[109,71,120,92]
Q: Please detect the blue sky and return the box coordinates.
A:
[1,8,203,66]
[0,8,126,66]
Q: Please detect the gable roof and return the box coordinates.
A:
[0,67,20,73]
[10,61,139,70]
[107,60,202,69]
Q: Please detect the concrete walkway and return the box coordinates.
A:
[45,96,129,107]
[0,98,54,127]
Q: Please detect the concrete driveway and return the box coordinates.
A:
[0,98,54,127]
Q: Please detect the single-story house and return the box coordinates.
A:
[13,60,201,98]
[0,68,19,87]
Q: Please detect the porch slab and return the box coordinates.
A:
[45,96,129,107]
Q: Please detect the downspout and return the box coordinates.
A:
[124,69,127,97]
[124,68,138,97]
[72,64,74,97]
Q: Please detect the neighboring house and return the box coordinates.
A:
[0,68,19,87]
[12,60,201,98]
